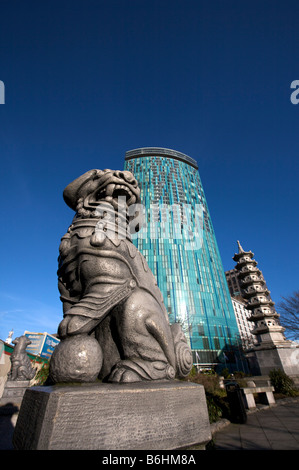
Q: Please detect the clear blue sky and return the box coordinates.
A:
[1,0,298,341]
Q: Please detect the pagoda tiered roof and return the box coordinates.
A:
[232,240,254,262]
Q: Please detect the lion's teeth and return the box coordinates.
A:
[106,183,115,196]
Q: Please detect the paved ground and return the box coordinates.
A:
[0,402,19,450]
[212,398,299,450]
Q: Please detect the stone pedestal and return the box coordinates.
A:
[248,344,299,377]
[0,380,30,405]
[13,380,211,450]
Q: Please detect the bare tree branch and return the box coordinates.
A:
[277,290,299,341]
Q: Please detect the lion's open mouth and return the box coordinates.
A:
[106,183,131,198]
[107,183,137,207]
[81,170,141,214]
[91,182,138,208]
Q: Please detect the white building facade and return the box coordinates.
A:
[231,297,257,349]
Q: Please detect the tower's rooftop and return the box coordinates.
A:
[125,147,198,170]
[233,240,254,261]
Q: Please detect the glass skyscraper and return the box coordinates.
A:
[124,147,241,369]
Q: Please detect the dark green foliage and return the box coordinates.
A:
[183,370,230,422]
[205,392,230,422]
[35,362,50,385]
[205,393,223,422]
[269,369,299,397]
[221,367,230,379]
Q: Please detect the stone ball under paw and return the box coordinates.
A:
[49,334,103,383]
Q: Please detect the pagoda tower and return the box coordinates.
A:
[233,241,285,347]
[233,241,299,376]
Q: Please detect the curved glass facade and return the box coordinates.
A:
[124,148,240,368]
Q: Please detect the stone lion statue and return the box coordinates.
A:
[49,169,192,383]
[8,336,36,381]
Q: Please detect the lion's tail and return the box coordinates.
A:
[170,323,193,378]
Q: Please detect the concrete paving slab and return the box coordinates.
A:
[213,398,299,450]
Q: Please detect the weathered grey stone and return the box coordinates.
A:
[50,169,193,384]
[8,336,36,381]
[253,346,299,376]
[13,381,211,450]
[242,386,275,409]
[0,380,30,405]
[233,241,299,377]
[49,334,103,383]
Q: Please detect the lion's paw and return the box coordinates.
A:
[108,362,143,383]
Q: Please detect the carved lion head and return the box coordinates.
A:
[63,169,141,217]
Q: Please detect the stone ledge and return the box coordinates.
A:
[13,380,211,450]
[210,419,231,435]
[242,386,274,394]
[0,380,31,406]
